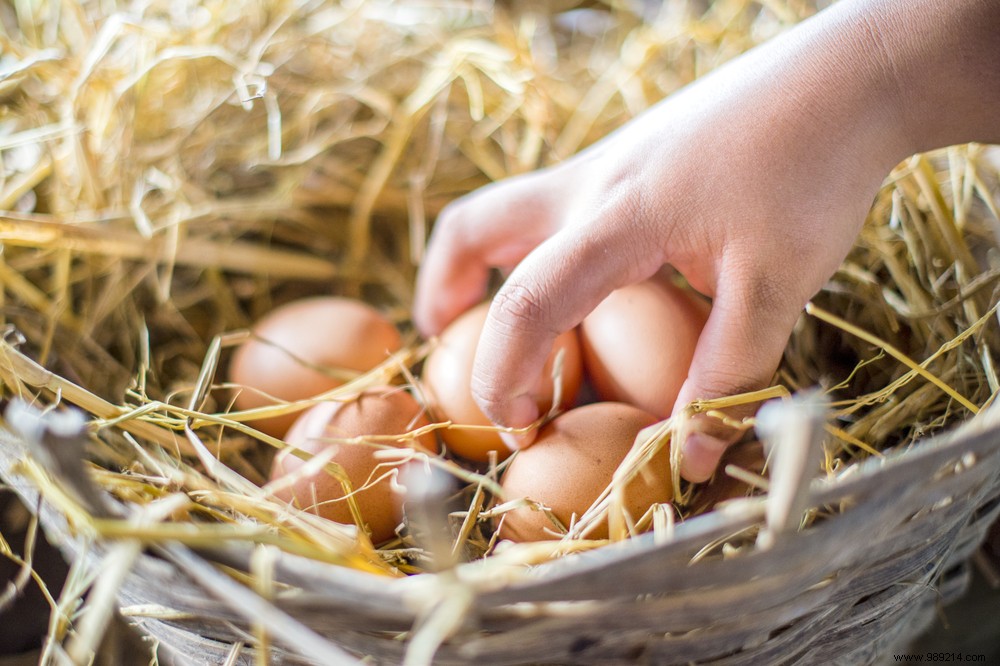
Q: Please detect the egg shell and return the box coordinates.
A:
[497,402,672,542]
[580,278,709,418]
[422,302,583,463]
[270,387,437,545]
[229,297,402,437]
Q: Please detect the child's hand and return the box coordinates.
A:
[413,0,1000,481]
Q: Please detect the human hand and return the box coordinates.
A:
[413,0,1000,481]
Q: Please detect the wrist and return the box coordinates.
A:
[851,0,1000,158]
[746,0,1000,177]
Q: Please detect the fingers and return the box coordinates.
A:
[472,224,661,442]
[671,275,806,482]
[413,171,565,337]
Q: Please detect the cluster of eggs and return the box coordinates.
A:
[229,277,720,546]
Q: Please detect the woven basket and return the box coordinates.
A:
[2,399,999,665]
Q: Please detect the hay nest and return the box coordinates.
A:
[0,0,999,664]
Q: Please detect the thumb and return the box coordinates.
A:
[671,281,804,482]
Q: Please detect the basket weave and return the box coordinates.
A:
[2,400,999,665]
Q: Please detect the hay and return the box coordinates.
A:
[0,0,999,662]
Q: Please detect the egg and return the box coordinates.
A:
[580,277,709,418]
[497,402,672,542]
[422,302,583,463]
[229,297,402,437]
[269,386,437,544]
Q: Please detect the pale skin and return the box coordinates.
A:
[413,0,1000,482]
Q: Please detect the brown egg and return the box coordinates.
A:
[422,302,583,463]
[497,402,672,542]
[229,297,402,437]
[270,387,437,544]
[580,277,709,418]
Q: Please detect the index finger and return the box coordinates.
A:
[472,225,661,443]
[413,172,563,337]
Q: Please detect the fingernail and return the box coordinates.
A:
[681,432,728,483]
[498,431,522,452]
[499,428,538,452]
[513,395,540,422]
[496,397,539,452]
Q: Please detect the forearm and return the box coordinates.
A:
[867,0,1000,154]
[687,0,1000,198]
[795,0,1000,163]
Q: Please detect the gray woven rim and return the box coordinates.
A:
[1,403,998,665]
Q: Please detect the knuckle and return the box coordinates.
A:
[741,272,788,313]
[572,222,662,291]
[432,201,466,241]
[490,281,552,336]
[580,172,671,281]
[590,175,644,238]
[725,255,796,314]
[692,365,766,401]
[469,371,505,414]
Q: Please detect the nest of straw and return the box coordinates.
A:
[1,0,999,663]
